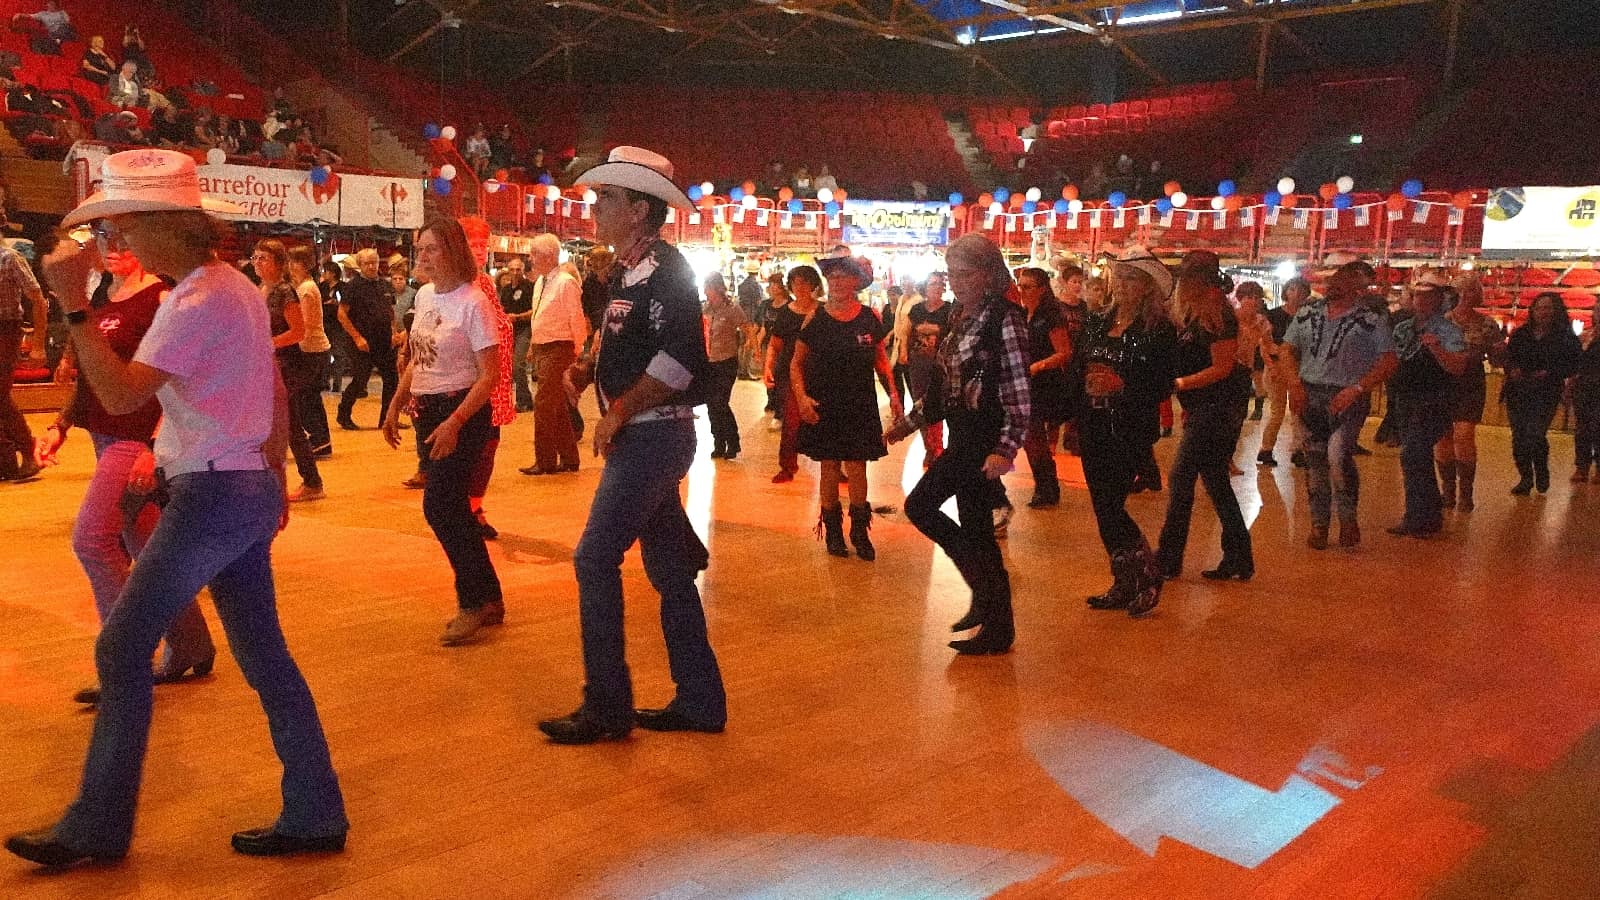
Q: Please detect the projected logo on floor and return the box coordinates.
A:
[1026,719,1380,869]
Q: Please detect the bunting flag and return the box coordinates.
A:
[756,209,769,226]
[713,207,726,224]
[1412,202,1431,224]
[1212,210,1226,230]
[1240,206,1255,227]
[731,206,746,224]
[688,212,701,226]
[1354,206,1370,228]
[1185,211,1200,231]
[578,202,590,220]
[1004,215,1017,232]
[805,212,819,228]
[829,213,842,228]
[1265,206,1280,226]
[1065,211,1080,230]
[780,212,793,228]
[1139,205,1153,225]
[1090,209,1103,229]
[1448,207,1464,226]
[665,207,676,224]
[1323,209,1338,229]
[1160,211,1174,228]
[1388,206,1404,222]
[1292,208,1310,230]
[1046,212,1058,228]
[984,214,996,229]
[1114,208,1126,228]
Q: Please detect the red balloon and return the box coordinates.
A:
[1452,191,1473,210]
[1281,194,1300,209]
[1008,194,1025,210]
[1224,195,1243,211]
[834,189,847,203]
[1386,193,1407,212]
[494,169,509,181]
[1319,183,1338,201]
[977,193,993,207]
[778,187,794,202]
[741,180,757,196]
[1062,184,1080,201]
[949,204,967,220]
[1163,180,1181,197]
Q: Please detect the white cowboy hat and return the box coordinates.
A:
[816,243,874,289]
[575,146,693,211]
[63,148,242,227]
[1103,246,1172,297]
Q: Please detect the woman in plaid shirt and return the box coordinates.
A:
[889,234,1031,656]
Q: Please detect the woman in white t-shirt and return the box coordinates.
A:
[287,245,334,456]
[382,218,504,647]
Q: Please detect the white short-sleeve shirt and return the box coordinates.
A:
[407,282,500,395]
[134,262,275,471]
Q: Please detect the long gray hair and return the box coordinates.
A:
[944,233,1014,300]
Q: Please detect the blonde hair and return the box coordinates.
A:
[1172,279,1226,335]
[1109,268,1170,329]
[354,248,380,267]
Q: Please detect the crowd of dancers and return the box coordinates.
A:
[6,143,1599,870]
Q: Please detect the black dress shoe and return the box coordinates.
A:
[336,417,361,431]
[231,826,346,857]
[520,465,552,475]
[634,707,725,733]
[5,829,120,867]
[1200,561,1254,581]
[538,710,631,745]
[950,606,982,632]
[949,630,1013,655]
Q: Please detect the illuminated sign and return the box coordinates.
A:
[1482,186,1600,259]
[842,199,950,246]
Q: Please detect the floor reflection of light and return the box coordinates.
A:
[685,412,715,544]
[1027,720,1349,869]
[590,833,1057,898]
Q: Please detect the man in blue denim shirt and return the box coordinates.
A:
[539,147,726,745]
[1385,277,1468,537]
[1282,259,1397,550]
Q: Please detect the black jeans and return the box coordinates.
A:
[905,407,1012,636]
[416,392,501,610]
[277,350,324,489]
[1398,393,1452,529]
[1079,406,1153,557]
[1157,396,1251,570]
[1575,381,1600,471]
[703,357,740,453]
[297,354,332,451]
[337,345,398,425]
[1506,387,1562,477]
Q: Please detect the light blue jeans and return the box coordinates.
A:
[1303,384,1371,528]
[75,433,211,662]
[56,469,346,855]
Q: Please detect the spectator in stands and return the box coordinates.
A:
[465,124,491,178]
[122,25,152,81]
[269,86,293,118]
[13,1,75,54]
[80,35,116,86]
[262,108,287,141]
[215,114,242,156]
[910,180,929,201]
[291,128,318,164]
[93,110,145,145]
[2,74,69,140]
[528,147,551,184]
[1107,154,1137,198]
[259,129,287,162]
[759,160,786,196]
[149,104,185,148]
[813,164,838,195]
[192,111,219,150]
[488,124,513,172]
[791,165,813,199]
[107,62,145,110]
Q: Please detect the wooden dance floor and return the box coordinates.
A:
[3,382,1599,898]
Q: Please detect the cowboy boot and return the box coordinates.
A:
[848,502,876,561]
[1437,459,1457,509]
[1126,541,1164,618]
[818,504,849,556]
[1088,549,1138,610]
[1458,461,1476,511]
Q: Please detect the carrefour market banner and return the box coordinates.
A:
[1482,186,1600,260]
[65,143,424,229]
[842,199,950,247]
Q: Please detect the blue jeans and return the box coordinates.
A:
[1399,394,1452,529]
[573,419,724,728]
[56,469,346,855]
[1303,384,1370,528]
[75,434,211,661]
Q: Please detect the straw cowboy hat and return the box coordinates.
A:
[63,148,242,227]
[575,146,694,211]
[1103,246,1173,297]
[815,244,874,289]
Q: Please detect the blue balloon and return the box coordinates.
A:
[993,187,1011,203]
[787,198,804,213]
[949,192,965,207]
[1155,197,1173,214]
[729,186,745,202]
[824,200,841,215]
[538,173,554,186]
[1264,190,1283,207]
[1107,191,1127,208]
[433,177,451,196]
[1401,179,1424,199]
[1333,193,1353,210]
[687,185,703,202]
[1053,199,1070,214]
[309,166,328,187]
[1022,200,1038,214]
[1218,180,1237,197]
[423,123,440,140]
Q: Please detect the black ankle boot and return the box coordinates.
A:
[1534,456,1550,493]
[1511,458,1534,495]
[848,502,875,561]
[818,505,848,556]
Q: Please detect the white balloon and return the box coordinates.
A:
[484,180,501,194]
[1024,187,1042,202]
[817,188,834,204]
[1210,195,1226,210]
[205,148,226,166]
[440,125,457,141]
[1336,175,1355,194]
[988,201,1004,216]
[439,164,457,181]
[700,181,715,195]
[1067,198,1084,213]
[740,194,758,209]
[547,184,562,201]
[583,189,598,204]
[1171,191,1189,208]
[1277,177,1296,195]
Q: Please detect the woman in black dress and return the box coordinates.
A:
[1155,251,1254,581]
[1014,267,1072,508]
[890,234,1031,654]
[765,266,820,483]
[1503,292,1582,494]
[1076,250,1177,618]
[791,252,901,560]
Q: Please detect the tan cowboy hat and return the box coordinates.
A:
[575,146,694,211]
[63,148,242,227]
[1103,246,1173,297]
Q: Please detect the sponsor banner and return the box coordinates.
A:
[1481,186,1600,259]
[842,199,950,246]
